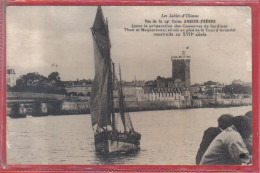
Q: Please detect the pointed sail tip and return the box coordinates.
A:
[97,6,102,14]
[92,5,107,36]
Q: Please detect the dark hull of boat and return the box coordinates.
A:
[94,131,141,153]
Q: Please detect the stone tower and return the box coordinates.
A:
[171,50,191,88]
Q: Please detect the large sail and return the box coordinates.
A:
[90,6,141,154]
[90,6,112,128]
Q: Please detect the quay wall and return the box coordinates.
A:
[41,101,90,115]
[7,101,90,117]
[123,98,251,112]
[7,97,251,117]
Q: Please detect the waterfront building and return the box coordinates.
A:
[171,50,191,88]
[121,86,137,102]
[151,49,191,90]
[122,80,145,87]
[136,86,147,102]
[65,83,92,96]
[144,88,190,102]
[141,49,192,102]
[7,69,16,87]
[114,85,146,102]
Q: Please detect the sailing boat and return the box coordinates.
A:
[90,6,141,153]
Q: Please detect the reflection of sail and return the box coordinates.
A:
[90,6,112,128]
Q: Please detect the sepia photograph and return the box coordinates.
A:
[6,6,252,165]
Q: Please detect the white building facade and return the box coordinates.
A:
[7,69,16,87]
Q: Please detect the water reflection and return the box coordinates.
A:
[7,106,251,165]
[94,150,141,165]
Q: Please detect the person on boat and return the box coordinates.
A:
[196,114,234,165]
[200,116,252,165]
[244,111,252,154]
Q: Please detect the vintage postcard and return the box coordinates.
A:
[5,5,253,166]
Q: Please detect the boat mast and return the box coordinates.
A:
[111,62,116,130]
[118,64,126,131]
[105,16,115,130]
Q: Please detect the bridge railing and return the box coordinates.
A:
[7,92,66,100]
[7,92,90,101]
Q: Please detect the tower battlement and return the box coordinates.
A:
[171,51,191,61]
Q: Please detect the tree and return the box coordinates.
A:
[156,76,163,80]
[14,72,48,93]
[48,72,62,87]
[46,72,66,94]
[145,80,157,88]
[204,81,218,85]
[223,84,251,95]
[48,72,61,82]
[12,72,67,94]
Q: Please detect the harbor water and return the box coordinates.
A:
[7,106,251,165]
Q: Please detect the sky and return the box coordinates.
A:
[6,6,252,84]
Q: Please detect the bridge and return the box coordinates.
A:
[6,92,90,118]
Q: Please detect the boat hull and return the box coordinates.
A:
[94,131,141,153]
